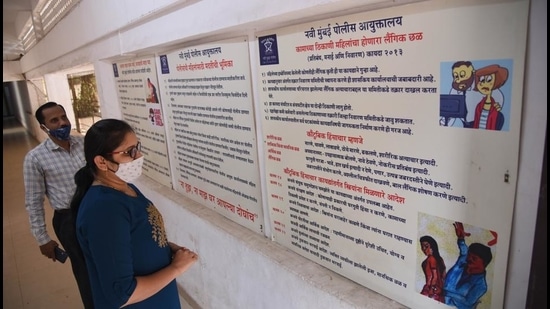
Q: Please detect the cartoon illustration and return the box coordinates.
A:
[472,65,508,130]
[149,108,155,124]
[149,107,164,127]
[451,61,475,94]
[417,213,497,308]
[440,60,509,130]
[440,61,476,127]
[443,222,493,309]
[419,235,446,303]
[147,77,159,103]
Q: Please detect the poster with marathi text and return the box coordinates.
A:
[158,37,264,234]
[112,56,172,187]
[256,0,529,308]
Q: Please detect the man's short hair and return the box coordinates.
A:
[35,102,64,124]
[469,243,493,266]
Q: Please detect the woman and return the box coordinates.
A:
[472,64,508,130]
[147,78,159,103]
[71,118,198,308]
[419,235,446,302]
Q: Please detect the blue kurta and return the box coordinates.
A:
[76,184,180,308]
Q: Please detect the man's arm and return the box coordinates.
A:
[23,151,57,260]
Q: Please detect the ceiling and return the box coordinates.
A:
[3,0,32,61]
[3,0,77,62]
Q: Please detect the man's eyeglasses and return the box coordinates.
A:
[107,142,141,159]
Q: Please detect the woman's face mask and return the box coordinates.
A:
[44,125,72,141]
[114,156,144,183]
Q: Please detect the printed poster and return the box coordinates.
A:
[112,57,172,187]
[158,38,264,234]
[256,0,529,308]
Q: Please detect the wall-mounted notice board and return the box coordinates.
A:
[158,37,265,234]
[256,0,529,308]
[112,56,172,188]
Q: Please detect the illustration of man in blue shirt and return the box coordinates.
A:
[444,222,493,309]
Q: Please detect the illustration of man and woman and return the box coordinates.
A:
[419,222,493,309]
[442,61,508,130]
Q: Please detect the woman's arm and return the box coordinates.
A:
[122,247,198,307]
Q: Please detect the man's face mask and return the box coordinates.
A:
[44,125,72,141]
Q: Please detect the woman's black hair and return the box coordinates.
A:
[70,119,135,217]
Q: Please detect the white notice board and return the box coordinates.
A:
[158,37,264,234]
[256,0,529,308]
[112,57,172,188]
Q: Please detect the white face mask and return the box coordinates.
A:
[114,156,144,182]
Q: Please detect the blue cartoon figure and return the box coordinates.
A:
[444,222,493,309]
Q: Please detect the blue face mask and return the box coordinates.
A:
[45,125,72,140]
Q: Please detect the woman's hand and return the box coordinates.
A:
[167,242,198,274]
[171,247,199,274]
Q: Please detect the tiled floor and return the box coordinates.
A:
[3,118,84,309]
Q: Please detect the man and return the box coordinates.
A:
[444,222,493,309]
[441,61,479,128]
[23,102,94,308]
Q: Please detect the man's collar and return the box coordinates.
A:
[45,135,75,149]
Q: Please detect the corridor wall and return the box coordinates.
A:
[10,0,547,308]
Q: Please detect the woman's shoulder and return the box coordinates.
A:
[81,186,129,209]
[78,187,136,221]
